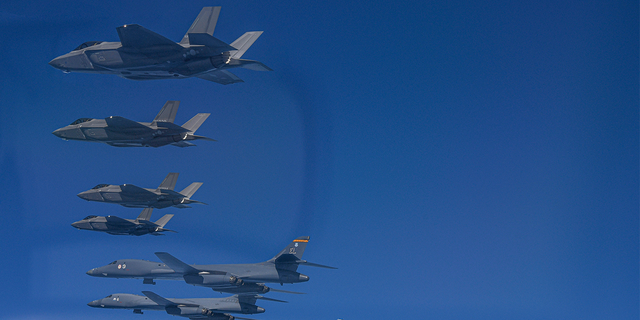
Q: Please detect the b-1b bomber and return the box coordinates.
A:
[72,208,175,236]
[88,291,283,319]
[53,100,214,148]
[78,172,204,209]
[49,6,271,84]
[86,236,335,294]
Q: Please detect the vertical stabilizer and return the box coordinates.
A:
[154,101,180,123]
[137,208,153,221]
[180,6,221,45]
[155,214,174,227]
[271,236,309,262]
[230,31,264,59]
[180,182,202,198]
[182,113,210,133]
[158,173,179,190]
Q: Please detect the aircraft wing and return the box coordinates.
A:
[155,252,200,274]
[105,116,153,133]
[116,24,183,51]
[195,70,243,85]
[104,215,138,227]
[141,291,199,308]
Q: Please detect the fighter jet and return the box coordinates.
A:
[78,173,205,209]
[88,291,284,319]
[86,236,335,294]
[53,101,214,148]
[71,208,176,236]
[49,6,271,85]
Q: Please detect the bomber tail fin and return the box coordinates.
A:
[158,173,179,190]
[180,7,221,45]
[137,208,153,221]
[153,101,180,123]
[270,236,309,262]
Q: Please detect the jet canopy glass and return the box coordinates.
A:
[83,215,98,220]
[74,41,103,51]
[70,118,92,125]
[92,184,110,189]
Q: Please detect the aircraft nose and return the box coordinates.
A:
[78,191,104,202]
[256,307,265,313]
[87,300,101,307]
[53,127,86,140]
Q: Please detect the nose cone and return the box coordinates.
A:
[49,52,94,71]
[87,300,101,307]
[256,307,265,313]
[53,127,86,140]
[72,220,91,230]
[78,190,104,202]
[86,268,100,276]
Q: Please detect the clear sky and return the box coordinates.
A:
[0,1,637,319]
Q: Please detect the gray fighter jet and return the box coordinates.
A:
[53,101,214,148]
[87,236,335,294]
[49,7,271,84]
[72,208,176,236]
[78,173,204,209]
[88,291,284,319]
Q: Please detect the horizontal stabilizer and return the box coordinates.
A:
[254,295,287,303]
[196,70,243,85]
[188,33,235,54]
[227,59,272,71]
[155,252,200,274]
[294,260,337,269]
[137,208,153,221]
[171,141,196,148]
[230,31,263,59]
[154,101,179,123]
[182,113,210,133]
[180,182,202,198]
[116,24,182,51]
[158,173,179,190]
[180,6,221,45]
[268,287,305,294]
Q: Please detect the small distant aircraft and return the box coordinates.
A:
[49,6,271,84]
[87,236,335,294]
[88,291,285,319]
[78,172,205,209]
[53,101,214,148]
[72,208,175,236]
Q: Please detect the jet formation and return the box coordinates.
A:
[53,101,214,148]
[87,236,335,294]
[78,172,204,209]
[49,7,271,84]
[72,208,175,236]
[88,291,285,320]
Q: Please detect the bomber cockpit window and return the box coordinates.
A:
[74,41,103,51]
[71,118,92,125]
[106,295,112,298]
[92,184,110,189]
[83,215,98,220]
[109,261,117,265]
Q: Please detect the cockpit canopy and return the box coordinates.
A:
[109,261,117,265]
[74,41,103,51]
[83,215,98,220]
[70,118,92,125]
[92,184,110,189]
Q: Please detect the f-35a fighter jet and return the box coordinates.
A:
[88,291,283,319]
[86,236,335,294]
[49,7,271,84]
[72,208,176,236]
[78,173,204,209]
[53,101,214,148]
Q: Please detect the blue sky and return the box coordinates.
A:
[0,1,637,319]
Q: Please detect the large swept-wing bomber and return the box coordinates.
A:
[88,291,284,319]
[78,172,205,209]
[72,208,176,236]
[53,101,214,148]
[86,236,336,294]
[49,6,271,84]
